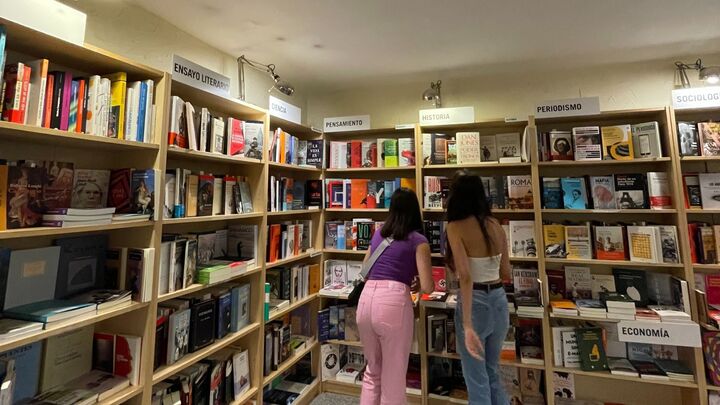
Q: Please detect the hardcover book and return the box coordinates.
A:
[561,177,589,209]
[589,175,616,209]
[42,161,74,210]
[601,125,634,160]
[700,122,720,157]
[576,327,608,371]
[613,268,648,307]
[7,165,45,228]
[677,121,699,157]
[5,246,61,310]
[71,169,110,209]
[55,234,108,299]
[564,225,591,260]
[572,126,602,160]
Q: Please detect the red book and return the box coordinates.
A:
[75,79,86,133]
[59,71,73,131]
[350,141,362,168]
[350,179,369,208]
[432,266,446,292]
[369,143,377,167]
[294,225,300,256]
[114,334,142,386]
[18,64,32,124]
[227,118,245,156]
[1,63,25,123]
[42,74,55,128]
[707,274,720,309]
[688,223,699,264]
[327,180,344,208]
[109,168,132,213]
[268,224,281,263]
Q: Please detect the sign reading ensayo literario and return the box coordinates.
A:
[172,54,231,97]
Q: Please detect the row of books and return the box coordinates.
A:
[0,43,155,142]
[155,283,252,370]
[325,177,416,209]
[424,174,533,210]
[540,122,662,162]
[165,169,253,219]
[266,263,321,313]
[677,121,720,157]
[158,225,258,295]
[542,172,671,210]
[261,354,316,403]
[151,347,251,405]
[421,132,526,165]
[687,222,720,265]
[543,223,680,264]
[263,306,315,376]
[319,260,362,298]
[324,219,384,251]
[328,138,415,168]
[552,322,694,381]
[270,128,323,168]
[684,172,720,210]
[267,176,322,212]
[168,95,263,159]
[266,220,314,264]
[0,161,155,229]
[318,305,358,342]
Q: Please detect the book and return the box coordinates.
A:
[509,220,536,258]
[4,246,61,310]
[40,326,93,391]
[507,175,533,209]
[496,133,522,162]
[594,226,625,260]
[131,169,155,216]
[398,137,415,166]
[591,274,617,300]
[549,130,573,160]
[0,342,42,402]
[455,132,481,164]
[630,360,669,380]
[572,126,602,160]
[659,225,680,264]
[700,172,720,209]
[542,177,562,209]
[513,267,540,306]
[647,172,672,209]
[608,357,639,377]
[6,165,45,229]
[544,224,566,259]
[517,319,543,365]
[547,269,566,301]
[71,169,110,209]
[564,266,592,300]
[677,121,699,156]
[576,327,608,371]
[632,121,662,159]
[601,124,634,160]
[67,370,129,401]
[589,175,616,209]
[55,234,108,299]
[42,161,74,210]
[564,225,591,260]
[382,139,399,167]
[614,174,647,209]
[700,122,720,156]
[561,177,589,209]
[627,226,662,263]
[197,173,214,216]
[684,174,702,209]
[226,118,245,156]
[4,299,95,323]
[613,268,648,306]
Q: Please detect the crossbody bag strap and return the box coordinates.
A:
[359,237,394,281]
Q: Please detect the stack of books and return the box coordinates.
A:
[655,359,695,382]
[601,292,636,320]
[550,300,579,317]
[0,318,44,342]
[651,307,693,323]
[516,305,544,318]
[42,207,116,228]
[72,289,132,311]
[4,300,96,325]
[575,299,607,318]
[635,308,661,321]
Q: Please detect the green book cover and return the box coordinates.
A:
[264,282,271,321]
[383,139,398,167]
[577,327,608,371]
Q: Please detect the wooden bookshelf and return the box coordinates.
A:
[167,145,265,166]
[268,161,323,173]
[325,339,363,347]
[266,208,322,217]
[97,385,144,405]
[161,212,264,224]
[552,366,699,388]
[156,266,262,303]
[228,386,259,405]
[0,219,154,240]
[267,293,319,322]
[325,166,416,173]
[265,250,318,269]
[263,341,319,385]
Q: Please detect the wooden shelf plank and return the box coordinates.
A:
[424,208,534,214]
[97,384,144,405]
[267,209,322,217]
[265,250,320,270]
[686,209,720,214]
[325,208,389,213]
[228,386,259,405]
[0,121,160,151]
[167,146,264,166]
[544,258,683,268]
[538,157,671,166]
[269,116,319,137]
[707,385,720,392]
[0,219,153,240]
[423,162,531,169]
[0,302,147,353]
[680,156,720,162]
[291,379,321,405]
[553,366,698,388]
[157,266,262,303]
[268,294,319,322]
[268,162,323,173]
[325,166,416,173]
[542,209,677,214]
[152,322,260,383]
[162,212,263,225]
[263,341,318,385]
[550,313,621,323]
[325,339,363,347]
[323,249,367,256]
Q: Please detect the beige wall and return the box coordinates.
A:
[57,0,308,119]
[306,55,720,129]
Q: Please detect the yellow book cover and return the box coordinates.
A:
[105,72,127,139]
[543,224,565,258]
[400,177,416,192]
[0,164,6,230]
[600,125,634,160]
[550,300,577,310]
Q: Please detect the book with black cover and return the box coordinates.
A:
[306,140,324,168]
[630,360,669,380]
[215,290,232,340]
[306,180,323,208]
[190,297,216,351]
[576,327,608,371]
[55,234,108,299]
[614,174,648,209]
[612,268,649,307]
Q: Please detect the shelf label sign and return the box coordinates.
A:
[672,86,720,109]
[269,95,301,124]
[535,97,600,118]
[616,320,701,347]
[419,106,474,126]
[323,115,371,132]
[172,54,231,97]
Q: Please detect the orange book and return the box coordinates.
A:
[294,225,300,255]
[0,164,7,230]
[350,141,362,168]
[350,179,369,208]
[75,79,85,133]
[42,74,55,128]
[550,300,577,310]
[400,177,416,192]
[308,264,321,294]
[279,130,286,164]
[268,224,281,263]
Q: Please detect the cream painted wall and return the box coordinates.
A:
[56,0,308,119]
[306,55,720,129]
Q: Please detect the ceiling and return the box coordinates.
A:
[130,0,720,92]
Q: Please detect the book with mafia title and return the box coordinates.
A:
[589,175,616,209]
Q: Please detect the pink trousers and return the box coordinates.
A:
[357,280,414,405]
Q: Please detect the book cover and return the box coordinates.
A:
[632,121,662,159]
[572,126,602,160]
[424,176,444,210]
[594,226,625,260]
[564,266,592,300]
[546,269,566,301]
[561,331,581,368]
[647,172,672,209]
[226,118,245,156]
[517,319,543,364]
[564,225,591,259]
[591,274,617,299]
[105,72,126,139]
[114,334,141,386]
[576,327,608,371]
[40,326,93,391]
[131,169,155,216]
[683,174,702,208]
[197,173,214,216]
[699,172,720,209]
[6,165,46,229]
[613,268,648,307]
[700,122,720,157]
[42,161,74,210]
[513,267,540,306]
[456,132,481,164]
[306,140,324,168]
[601,125,634,160]
[677,121,699,157]
[496,133,522,162]
[509,220,536,258]
[212,117,225,154]
[659,225,680,264]
[4,246,61,310]
[561,177,589,209]
[166,308,190,365]
[71,169,110,209]
[190,298,215,351]
[589,175,616,209]
[479,135,498,162]
[55,234,108,299]
[398,137,415,166]
[614,173,647,209]
[542,177,562,209]
[0,342,42,402]
[549,130,573,160]
[108,168,132,214]
[383,139,399,167]
[627,226,661,263]
[507,175,533,209]
[356,221,374,251]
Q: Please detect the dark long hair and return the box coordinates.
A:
[445,171,494,267]
[380,188,423,240]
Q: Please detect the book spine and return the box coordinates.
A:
[137,82,147,142]
[60,72,72,131]
[264,282,270,321]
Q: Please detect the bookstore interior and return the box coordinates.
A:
[3,1,720,405]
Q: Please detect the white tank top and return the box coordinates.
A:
[468,254,501,283]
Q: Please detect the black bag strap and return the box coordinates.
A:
[359,237,394,281]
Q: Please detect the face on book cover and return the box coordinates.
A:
[75,182,104,207]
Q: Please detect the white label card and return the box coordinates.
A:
[616,320,701,347]
[269,95,301,124]
[419,106,475,126]
[535,97,600,118]
[172,54,231,97]
[323,115,371,133]
[672,87,720,109]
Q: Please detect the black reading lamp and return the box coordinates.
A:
[674,58,720,89]
[422,80,442,108]
[237,55,295,100]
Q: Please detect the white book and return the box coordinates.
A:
[26,59,48,127]
[200,108,210,152]
[185,101,197,150]
[699,173,720,209]
[647,172,672,209]
[85,75,100,135]
[158,242,171,296]
[211,117,225,154]
[658,225,680,264]
[632,121,662,159]
[168,96,185,146]
[124,86,136,141]
[232,350,250,397]
[552,326,576,366]
[212,177,223,215]
[398,137,414,167]
[509,220,536,258]
[456,132,481,164]
[561,330,581,368]
[627,226,662,263]
[130,81,143,140]
[100,78,112,136]
[376,138,390,168]
[422,133,432,165]
[572,126,602,160]
[479,134,498,162]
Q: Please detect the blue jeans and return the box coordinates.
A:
[455,287,510,405]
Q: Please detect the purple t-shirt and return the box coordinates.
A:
[367,230,428,286]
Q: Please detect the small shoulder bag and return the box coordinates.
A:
[347,237,394,306]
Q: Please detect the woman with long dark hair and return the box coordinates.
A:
[357,188,433,405]
[445,171,511,404]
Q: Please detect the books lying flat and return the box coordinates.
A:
[654,359,694,381]
[197,260,251,285]
[651,308,693,323]
[111,213,152,222]
[630,360,669,380]
[269,299,290,312]
[42,219,112,227]
[68,369,130,401]
[43,214,113,222]
[4,300,96,324]
[71,289,132,311]
[608,357,639,377]
[45,207,116,216]
[31,388,98,405]
[550,300,578,316]
[0,318,44,342]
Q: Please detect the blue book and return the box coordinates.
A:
[216,291,232,339]
[67,80,79,130]
[542,177,562,209]
[136,81,148,142]
[561,177,589,209]
[0,26,6,87]
[4,299,95,323]
[317,308,330,342]
[329,305,339,339]
[338,305,346,340]
[0,342,41,401]
[384,181,395,208]
[337,224,346,249]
